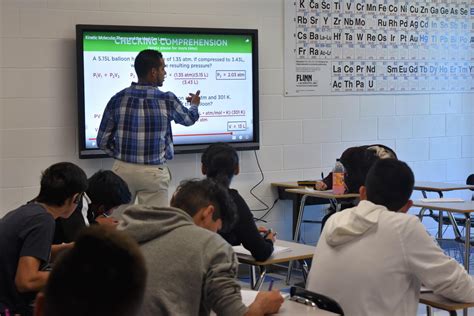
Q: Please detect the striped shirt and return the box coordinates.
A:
[97,83,199,165]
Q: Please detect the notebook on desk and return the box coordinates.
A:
[297,180,317,187]
[233,245,291,257]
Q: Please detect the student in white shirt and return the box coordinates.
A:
[307,159,474,316]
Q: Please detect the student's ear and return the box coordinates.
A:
[234,165,240,176]
[34,292,45,316]
[201,164,207,175]
[202,204,215,219]
[399,200,413,213]
[359,186,367,200]
[193,204,214,227]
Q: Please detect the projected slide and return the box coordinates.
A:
[82,32,255,149]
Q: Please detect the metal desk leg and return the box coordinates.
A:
[436,191,462,240]
[420,190,443,238]
[418,207,427,221]
[438,210,444,239]
[250,265,257,289]
[293,194,309,242]
[253,266,267,291]
[426,306,432,316]
[287,195,309,284]
[463,214,471,316]
[300,259,309,283]
[464,214,470,272]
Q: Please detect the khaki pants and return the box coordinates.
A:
[112,160,171,207]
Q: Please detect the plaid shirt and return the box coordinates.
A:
[97,83,199,165]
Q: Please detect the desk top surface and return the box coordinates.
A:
[414,181,474,192]
[273,181,474,192]
[413,200,474,213]
[274,298,339,315]
[240,290,339,315]
[236,240,315,265]
[285,188,360,199]
[420,292,474,311]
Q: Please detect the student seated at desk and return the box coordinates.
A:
[316,144,397,230]
[201,143,275,261]
[53,170,131,243]
[34,226,147,316]
[307,159,474,316]
[119,178,283,316]
[0,162,88,316]
[315,144,396,192]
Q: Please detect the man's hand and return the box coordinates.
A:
[186,90,201,106]
[246,290,284,315]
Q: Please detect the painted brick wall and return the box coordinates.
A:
[1,0,473,241]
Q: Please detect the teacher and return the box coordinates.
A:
[97,49,200,207]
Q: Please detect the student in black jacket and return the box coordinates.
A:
[201,143,275,261]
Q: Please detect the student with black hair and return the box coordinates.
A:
[34,226,147,316]
[53,170,132,243]
[307,159,474,316]
[315,144,397,192]
[201,143,275,261]
[0,162,88,316]
[119,178,283,316]
[316,144,397,231]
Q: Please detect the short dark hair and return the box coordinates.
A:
[170,178,237,232]
[201,143,239,187]
[87,170,131,212]
[365,159,414,212]
[341,144,397,193]
[36,162,88,206]
[134,49,163,79]
[43,226,147,316]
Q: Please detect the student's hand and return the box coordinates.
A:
[186,90,201,105]
[315,181,327,191]
[50,242,74,261]
[246,290,284,315]
[258,227,276,242]
[95,216,119,228]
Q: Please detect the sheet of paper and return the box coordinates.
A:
[241,289,259,306]
[420,198,464,203]
[233,245,291,257]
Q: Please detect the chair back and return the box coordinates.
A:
[291,286,344,315]
[467,174,474,200]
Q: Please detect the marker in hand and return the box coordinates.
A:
[268,279,274,291]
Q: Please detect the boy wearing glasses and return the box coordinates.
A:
[0,162,87,316]
[53,170,132,244]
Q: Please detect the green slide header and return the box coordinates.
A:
[83,32,253,53]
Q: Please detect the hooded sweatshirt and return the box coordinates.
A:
[306,200,474,316]
[119,205,248,316]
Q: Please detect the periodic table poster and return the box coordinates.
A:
[284,0,474,96]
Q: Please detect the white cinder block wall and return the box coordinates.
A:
[1,0,473,241]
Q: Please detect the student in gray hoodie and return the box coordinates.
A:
[307,159,474,316]
[119,178,283,316]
